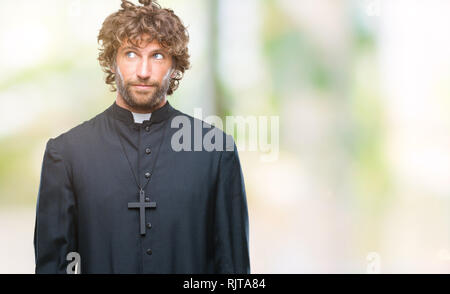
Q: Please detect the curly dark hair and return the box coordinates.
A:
[97,0,190,95]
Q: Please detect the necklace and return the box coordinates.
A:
[112,105,170,235]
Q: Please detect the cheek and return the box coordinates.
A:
[116,60,135,77]
[119,67,136,81]
[157,66,174,81]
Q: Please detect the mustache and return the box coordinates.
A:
[128,81,160,87]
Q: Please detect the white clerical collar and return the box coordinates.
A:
[131,112,152,124]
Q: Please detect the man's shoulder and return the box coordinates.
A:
[169,108,236,153]
[170,108,234,140]
[46,108,108,153]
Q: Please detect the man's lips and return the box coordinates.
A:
[132,84,155,90]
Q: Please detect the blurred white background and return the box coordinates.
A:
[1,0,450,273]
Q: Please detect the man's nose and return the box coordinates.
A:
[136,58,152,80]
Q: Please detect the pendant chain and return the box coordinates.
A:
[112,106,170,194]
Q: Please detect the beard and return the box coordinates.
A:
[114,65,172,113]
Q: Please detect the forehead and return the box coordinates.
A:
[119,36,168,53]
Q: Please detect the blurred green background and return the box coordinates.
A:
[1,0,450,273]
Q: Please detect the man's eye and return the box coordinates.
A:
[154,53,164,60]
[126,52,137,58]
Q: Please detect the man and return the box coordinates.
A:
[33,0,250,274]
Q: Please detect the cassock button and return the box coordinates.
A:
[145,148,151,155]
[146,223,152,229]
[145,126,150,132]
[146,249,152,255]
[145,172,151,179]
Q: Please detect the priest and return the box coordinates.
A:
[33,0,250,274]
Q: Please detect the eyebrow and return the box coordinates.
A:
[121,45,167,54]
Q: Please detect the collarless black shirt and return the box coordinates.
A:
[34,101,250,274]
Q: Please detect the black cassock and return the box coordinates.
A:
[34,101,250,274]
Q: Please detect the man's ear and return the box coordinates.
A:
[111,58,117,74]
[170,58,178,79]
[170,69,179,79]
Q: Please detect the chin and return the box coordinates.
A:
[137,98,161,108]
[133,88,154,95]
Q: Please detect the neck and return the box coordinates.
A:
[115,95,167,114]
